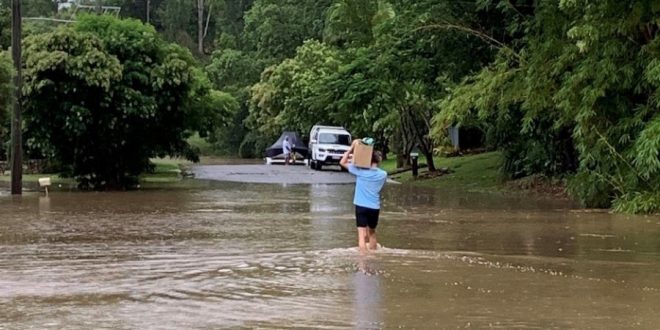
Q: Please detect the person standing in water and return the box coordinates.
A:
[340,139,388,252]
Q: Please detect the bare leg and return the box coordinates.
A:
[357,227,368,253]
[368,228,377,250]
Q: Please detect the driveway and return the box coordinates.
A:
[192,164,355,184]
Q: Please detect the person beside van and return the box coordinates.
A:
[340,139,388,252]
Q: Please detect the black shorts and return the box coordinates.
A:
[355,205,380,229]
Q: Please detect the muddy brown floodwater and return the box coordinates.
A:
[1,180,659,329]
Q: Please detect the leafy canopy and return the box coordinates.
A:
[23,15,231,189]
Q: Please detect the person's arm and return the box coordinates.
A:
[340,139,360,170]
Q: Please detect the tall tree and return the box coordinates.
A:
[22,16,228,189]
[243,0,332,61]
[435,0,660,213]
[323,0,379,48]
[0,4,9,50]
[157,0,195,48]
[10,0,22,194]
[197,0,204,53]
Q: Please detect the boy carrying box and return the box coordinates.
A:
[340,139,387,252]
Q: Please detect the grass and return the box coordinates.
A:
[141,158,191,183]
[0,158,192,186]
[382,152,504,193]
[2,152,505,193]
[0,173,74,185]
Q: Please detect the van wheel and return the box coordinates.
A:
[316,162,323,171]
[310,160,317,170]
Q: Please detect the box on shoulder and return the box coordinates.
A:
[352,143,373,168]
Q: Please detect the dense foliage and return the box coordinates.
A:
[22,16,228,188]
[0,0,657,212]
[435,0,660,212]
[0,51,10,160]
[246,0,495,169]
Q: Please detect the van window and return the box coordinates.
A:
[319,133,351,146]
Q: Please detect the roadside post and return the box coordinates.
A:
[38,177,51,196]
[410,152,419,178]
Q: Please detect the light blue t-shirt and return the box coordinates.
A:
[348,164,387,209]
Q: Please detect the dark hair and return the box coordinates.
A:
[371,151,382,164]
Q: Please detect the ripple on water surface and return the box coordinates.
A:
[1,184,660,329]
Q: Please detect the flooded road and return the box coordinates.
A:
[193,164,356,184]
[1,181,659,329]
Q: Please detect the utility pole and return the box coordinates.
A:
[95,0,102,14]
[146,0,150,24]
[10,0,22,195]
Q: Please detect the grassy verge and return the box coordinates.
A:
[140,158,192,183]
[382,152,504,193]
[0,173,75,185]
[0,158,192,185]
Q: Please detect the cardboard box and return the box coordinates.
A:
[352,143,373,168]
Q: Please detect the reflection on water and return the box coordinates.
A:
[353,256,383,328]
[0,180,659,329]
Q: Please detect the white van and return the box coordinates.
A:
[308,125,352,171]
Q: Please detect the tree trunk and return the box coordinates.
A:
[416,132,436,172]
[197,0,204,54]
[394,120,414,169]
[10,0,22,195]
[423,150,435,172]
[95,0,102,13]
[375,130,388,161]
[397,154,411,169]
[401,102,437,172]
[204,4,212,39]
[146,0,150,23]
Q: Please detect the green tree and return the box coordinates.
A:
[320,0,493,169]
[248,40,343,140]
[0,51,11,159]
[215,0,253,39]
[156,0,196,49]
[205,48,262,155]
[435,0,660,213]
[206,48,264,93]
[243,0,332,61]
[323,0,380,48]
[205,0,333,156]
[22,0,57,17]
[22,16,226,189]
[316,46,396,157]
[0,4,9,50]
